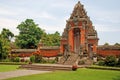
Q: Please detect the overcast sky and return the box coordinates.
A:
[0,0,120,45]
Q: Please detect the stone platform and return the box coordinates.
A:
[20,64,89,71]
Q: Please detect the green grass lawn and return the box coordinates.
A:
[0,65,19,72]
[6,68,120,80]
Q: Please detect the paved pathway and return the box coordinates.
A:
[0,70,51,80]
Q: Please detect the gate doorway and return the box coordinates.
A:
[74,28,80,53]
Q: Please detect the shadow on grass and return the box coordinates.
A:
[113,76,120,80]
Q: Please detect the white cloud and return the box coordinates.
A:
[0,18,19,27]
[50,1,72,9]
[93,11,120,23]
[87,7,120,32]
[0,18,19,35]
[37,12,56,20]
[95,24,120,32]
[39,23,65,34]
[0,7,18,16]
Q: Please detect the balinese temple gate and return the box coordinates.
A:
[59,1,99,65]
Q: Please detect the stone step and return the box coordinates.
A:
[63,54,79,65]
[20,64,72,71]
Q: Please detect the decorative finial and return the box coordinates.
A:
[78,1,80,4]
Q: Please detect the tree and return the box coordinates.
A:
[114,43,120,46]
[52,31,60,46]
[0,28,13,60]
[1,28,14,42]
[104,43,109,46]
[15,19,44,49]
[0,35,10,60]
[41,31,60,46]
[0,36,3,60]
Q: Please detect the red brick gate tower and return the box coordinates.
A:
[60,1,99,58]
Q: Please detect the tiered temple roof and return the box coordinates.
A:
[62,1,98,40]
[70,1,87,19]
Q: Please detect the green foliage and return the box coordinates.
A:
[104,42,109,46]
[0,35,11,60]
[30,55,35,62]
[1,28,14,41]
[0,28,14,60]
[16,19,44,49]
[34,54,43,63]
[30,54,44,63]
[114,43,120,46]
[97,56,120,67]
[41,31,60,46]
[105,55,117,66]
[117,56,120,66]
[2,58,11,62]
[98,60,105,66]
[13,57,20,62]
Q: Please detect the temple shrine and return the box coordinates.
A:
[60,1,99,57]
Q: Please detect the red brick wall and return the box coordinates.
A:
[97,49,120,57]
[60,39,67,53]
[39,49,60,57]
[11,49,60,57]
[88,39,98,53]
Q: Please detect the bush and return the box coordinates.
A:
[14,57,20,62]
[117,56,120,67]
[10,57,15,62]
[30,55,35,62]
[35,54,43,63]
[30,54,43,63]
[105,56,117,66]
[41,59,47,63]
[20,58,25,62]
[98,60,105,66]
[2,58,11,62]
[47,59,56,64]
[25,59,30,63]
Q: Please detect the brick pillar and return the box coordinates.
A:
[93,40,98,54]
[60,42,63,53]
[80,28,85,45]
[68,28,74,52]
